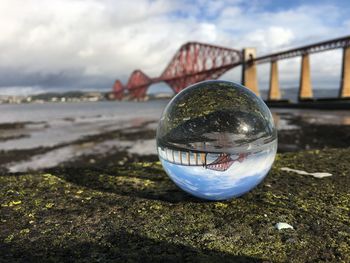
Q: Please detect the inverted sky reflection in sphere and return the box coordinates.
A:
[160,142,276,200]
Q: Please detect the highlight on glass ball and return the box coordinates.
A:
[156,80,277,201]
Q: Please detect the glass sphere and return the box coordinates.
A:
[157,80,277,200]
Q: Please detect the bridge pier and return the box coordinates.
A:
[268,60,281,100]
[298,53,313,100]
[242,48,259,96]
[340,46,350,98]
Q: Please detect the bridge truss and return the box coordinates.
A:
[112,35,350,100]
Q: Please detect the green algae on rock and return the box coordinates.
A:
[0,149,349,262]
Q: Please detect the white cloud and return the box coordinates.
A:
[0,0,348,94]
[0,86,47,96]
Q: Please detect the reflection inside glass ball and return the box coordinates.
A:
[156,80,277,200]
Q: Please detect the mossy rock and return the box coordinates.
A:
[0,149,349,262]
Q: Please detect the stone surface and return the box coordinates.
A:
[0,148,349,262]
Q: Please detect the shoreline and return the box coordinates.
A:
[1,111,350,173]
[0,107,349,261]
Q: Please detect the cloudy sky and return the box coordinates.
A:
[0,0,349,95]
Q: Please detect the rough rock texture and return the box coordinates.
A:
[1,149,349,262]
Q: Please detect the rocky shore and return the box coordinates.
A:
[0,148,349,262]
[0,112,350,262]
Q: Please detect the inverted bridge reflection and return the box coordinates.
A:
[158,146,249,172]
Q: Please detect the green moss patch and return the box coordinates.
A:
[1,149,349,262]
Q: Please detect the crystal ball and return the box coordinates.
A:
[157,80,277,200]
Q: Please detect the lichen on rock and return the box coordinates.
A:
[0,148,349,262]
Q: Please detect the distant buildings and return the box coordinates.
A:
[0,91,106,104]
[0,91,173,104]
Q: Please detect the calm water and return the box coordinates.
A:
[0,101,167,150]
[0,101,167,172]
[0,101,167,123]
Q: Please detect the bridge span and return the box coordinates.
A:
[112,35,350,102]
[158,146,249,172]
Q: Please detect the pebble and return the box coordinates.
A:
[275,222,294,230]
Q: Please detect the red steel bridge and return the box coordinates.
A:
[158,146,249,172]
[112,35,350,101]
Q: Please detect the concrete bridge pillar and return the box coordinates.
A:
[298,53,313,100]
[339,46,350,98]
[268,60,281,100]
[242,48,259,96]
